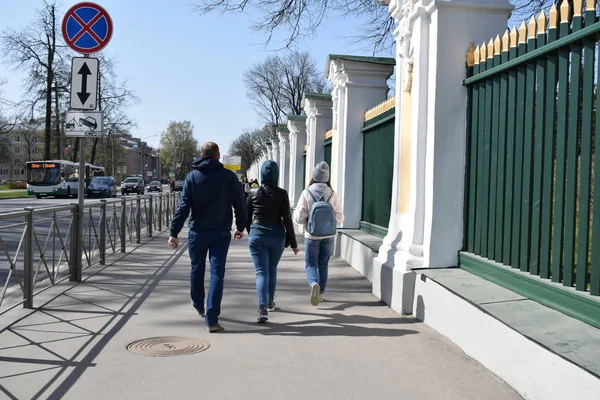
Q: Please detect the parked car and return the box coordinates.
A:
[172,180,184,192]
[147,181,162,192]
[86,176,117,198]
[121,176,145,195]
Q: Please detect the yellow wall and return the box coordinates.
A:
[398,90,412,214]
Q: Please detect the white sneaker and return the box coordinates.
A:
[319,293,325,302]
[310,283,320,306]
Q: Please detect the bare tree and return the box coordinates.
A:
[1,1,68,160]
[0,79,21,136]
[193,0,584,51]
[228,125,273,174]
[19,119,43,163]
[244,52,328,128]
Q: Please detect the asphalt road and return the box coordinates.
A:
[0,187,176,309]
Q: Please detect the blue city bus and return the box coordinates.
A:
[26,160,105,198]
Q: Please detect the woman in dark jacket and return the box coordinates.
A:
[246,160,299,323]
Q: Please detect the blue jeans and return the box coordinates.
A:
[305,237,334,292]
[248,236,285,310]
[188,230,232,327]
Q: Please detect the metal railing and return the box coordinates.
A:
[0,192,181,314]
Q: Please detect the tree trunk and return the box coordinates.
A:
[90,63,102,166]
[54,83,61,159]
[72,137,79,162]
[43,5,57,160]
[44,58,53,160]
[90,138,99,164]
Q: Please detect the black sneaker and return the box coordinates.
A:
[192,300,205,317]
[257,309,268,323]
[267,302,277,312]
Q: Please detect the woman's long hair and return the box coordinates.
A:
[308,178,331,188]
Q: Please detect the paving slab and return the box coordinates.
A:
[0,230,521,400]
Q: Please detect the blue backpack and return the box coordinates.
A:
[306,189,336,236]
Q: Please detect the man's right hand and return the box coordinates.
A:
[168,237,179,249]
[233,230,244,239]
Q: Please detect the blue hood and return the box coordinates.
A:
[260,160,279,187]
[192,156,223,170]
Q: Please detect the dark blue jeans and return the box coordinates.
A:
[305,237,334,292]
[248,236,285,310]
[188,230,232,327]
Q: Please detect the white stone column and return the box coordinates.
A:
[304,94,333,182]
[271,135,280,166]
[371,0,513,313]
[266,142,273,161]
[287,115,307,207]
[326,55,395,229]
[277,127,290,191]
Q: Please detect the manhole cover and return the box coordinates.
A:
[126,337,210,357]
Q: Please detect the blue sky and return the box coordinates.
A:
[0,0,394,152]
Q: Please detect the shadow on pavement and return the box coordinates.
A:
[218,307,420,337]
[0,238,187,400]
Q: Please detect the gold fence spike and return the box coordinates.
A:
[510,27,518,47]
[480,42,487,61]
[519,21,527,43]
[494,35,501,55]
[560,0,570,23]
[549,4,558,28]
[528,17,537,39]
[502,30,510,51]
[466,43,475,66]
[487,39,494,58]
[537,11,547,35]
[573,0,582,16]
[474,45,480,64]
[587,0,596,11]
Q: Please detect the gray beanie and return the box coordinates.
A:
[312,161,330,183]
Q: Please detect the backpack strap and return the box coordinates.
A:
[326,190,334,202]
[307,189,319,202]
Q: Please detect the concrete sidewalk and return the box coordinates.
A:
[0,230,521,400]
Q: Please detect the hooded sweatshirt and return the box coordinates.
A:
[293,183,344,239]
[169,156,246,238]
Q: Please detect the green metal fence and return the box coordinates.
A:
[361,106,395,237]
[461,3,600,328]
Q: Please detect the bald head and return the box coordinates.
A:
[201,142,220,159]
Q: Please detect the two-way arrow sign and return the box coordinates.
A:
[70,57,98,110]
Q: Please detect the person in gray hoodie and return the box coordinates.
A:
[293,162,344,306]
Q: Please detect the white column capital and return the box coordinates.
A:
[277,129,290,144]
[287,116,307,137]
[287,116,308,206]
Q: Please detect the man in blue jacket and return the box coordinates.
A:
[168,142,246,332]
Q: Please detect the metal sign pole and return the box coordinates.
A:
[75,52,91,282]
[73,137,85,282]
[63,2,114,282]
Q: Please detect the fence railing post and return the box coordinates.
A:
[23,207,34,309]
[148,196,153,238]
[166,193,171,225]
[136,196,141,244]
[158,194,163,232]
[70,203,82,282]
[121,198,127,252]
[100,200,107,265]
